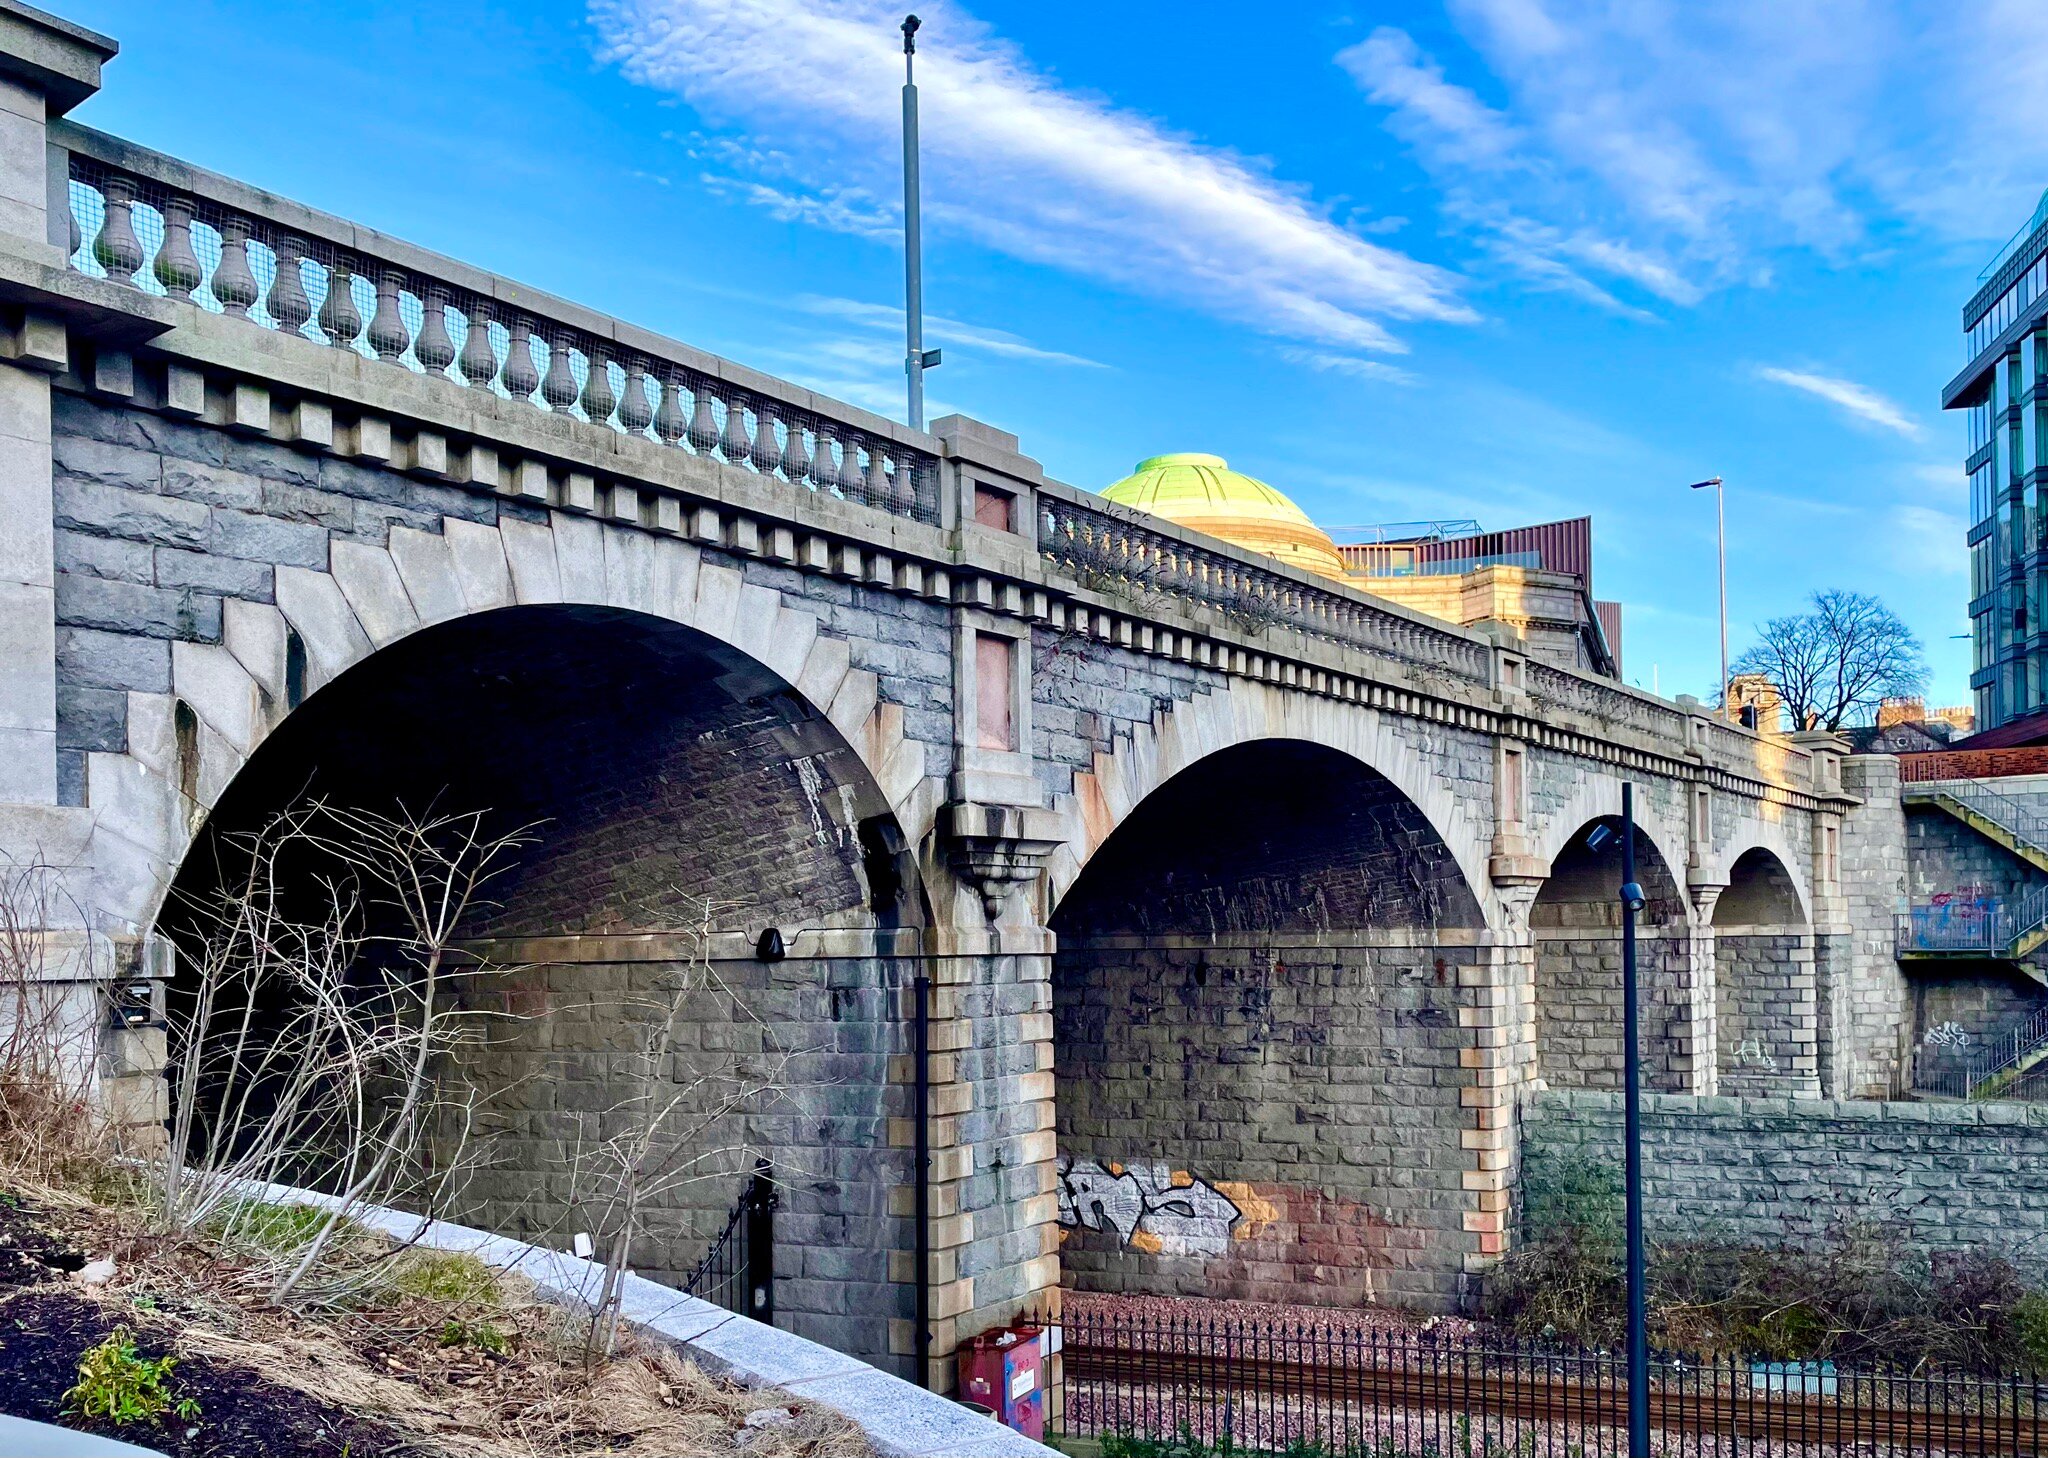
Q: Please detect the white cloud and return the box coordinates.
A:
[1755,365,1923,438]
[592,0,1473,354]
[1277,347,1418,386]
[791,294,1105,368]
[1336,28,1519,169]
[1886,504,1966,576]
[1340,2,2048,312]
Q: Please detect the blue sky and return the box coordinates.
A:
[63,0,2034,708]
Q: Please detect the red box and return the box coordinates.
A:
[956,1324,1046,1440]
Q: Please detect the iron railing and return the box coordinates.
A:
[1897,883,2048,961]
[681,1161,776,1324]
[1915,1002,2048,1100]
[1910,779,2048,859]
[1058,1306,2047,1457]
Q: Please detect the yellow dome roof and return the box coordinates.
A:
[1102,453,1347,580]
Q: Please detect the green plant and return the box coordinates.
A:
[1518,1146,1623,1251]
[208,1199,356,1254]
[439,1318,509,1354]
[390,1249,500,1306]
[2013,1291,2048,1370]
[62,1326,199,1427]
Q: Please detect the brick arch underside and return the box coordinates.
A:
[154,604,924,1372]
[1532,816,1695,1094]
[1049,739,1490,1313]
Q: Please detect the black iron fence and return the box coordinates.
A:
[1057,1307,2048,1456]
[680,1161,776,1325]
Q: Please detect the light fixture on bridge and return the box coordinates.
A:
[1585,822,1618,854]
[754,927,787,963]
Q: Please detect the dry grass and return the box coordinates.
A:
[3,1177,871,1458]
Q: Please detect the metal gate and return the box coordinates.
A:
[681,1159,777,1324]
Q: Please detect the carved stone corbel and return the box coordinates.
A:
[938,800,1063,920]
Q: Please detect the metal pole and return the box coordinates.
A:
[901,15,928,431]
[1717,480,1729,713]
[1620,783,1649,1458]
[913,970,932,1389]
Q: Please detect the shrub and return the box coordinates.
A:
[63,1326,199,1428]
[2013,1292,2048,1370]
[1517,1146,1623,1252]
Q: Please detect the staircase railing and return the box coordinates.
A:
[1921,778,2048,856]
[1895,882,2048,957]
[1913,1001,2048,1099]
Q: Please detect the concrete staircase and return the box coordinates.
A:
[1899,780,2048,975]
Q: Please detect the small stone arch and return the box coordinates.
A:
[1531,812,1696,1092]
[1528,774,1693,923]
[82,512,937,937]
[1712,844,1819,1097]
[1043,678,1498,930]
[1708,822,1813,926]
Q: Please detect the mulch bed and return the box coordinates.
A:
[0,1195,414,1458]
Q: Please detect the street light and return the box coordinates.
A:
[900,15,941,430]
[1688,478,1726,712]
[1618,783,1649,1458]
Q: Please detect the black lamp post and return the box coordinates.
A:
[1619,782,1649,1457]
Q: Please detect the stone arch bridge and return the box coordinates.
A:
[0,12,1902,1384]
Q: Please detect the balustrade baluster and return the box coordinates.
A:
[839,435,868,502]
[889,454,918,514]
[686,381,721,454]
[265,235,313,334]
[780,416,812,484]
[151,197,202,300]
[540,329,579,411]
[619,363,655,435]
[212,217,260,317]
[865,446,890,509]
[366,268,410,360]
[93,176,146,283]
[458,307,498,386]
[317,260,363,350]
[655,373,689,444]
[582,349,619,426]
[750,403,782,473]
[501,317,541,399]
[718,392,752,463]
[414,286,456,373]
[810,431,841,493]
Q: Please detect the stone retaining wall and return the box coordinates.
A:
[1522,1090,2048,1271]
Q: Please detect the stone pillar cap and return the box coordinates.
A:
[0,0,116,116]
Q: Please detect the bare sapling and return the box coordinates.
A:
[573,893,793,1362]
[0,852,108,1181]
[158,800,530,1305]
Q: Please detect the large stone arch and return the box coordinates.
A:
[131,526,941,1374]
[1707,820,1814,925]
[80,512,938,940]
[1043,678,1498,931]
[1048,724,1492,1312]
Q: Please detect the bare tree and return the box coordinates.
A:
[0,853,109,1181]
[160,800,531,1306]
[564,892,794,1362]
[1731,589,1929,731]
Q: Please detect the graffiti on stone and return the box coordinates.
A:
[1056,1156,1244,1257]
[1924,1021,1971,1049]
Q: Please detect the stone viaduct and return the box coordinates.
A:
[0,6,1907,1384]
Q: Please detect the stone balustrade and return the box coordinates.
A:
[48,123,1817,797]
[55,126,940,526]
[1037,488,1497,685]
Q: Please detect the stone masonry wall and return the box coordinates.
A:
[1054,936,1485,1311]
[1533,930,1694,1092]
[452,945,914,1371]
[1523,1090,2048,1273]
[1834,756,1911,1098]
[1715,931,1819,1097]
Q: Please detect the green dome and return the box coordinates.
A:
[1101,454,1346,579]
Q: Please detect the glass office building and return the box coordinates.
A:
[1949,191,2048,737]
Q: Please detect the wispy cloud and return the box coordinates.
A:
[592,0,1473,354]
[791,294,1106,368]
[1338,2,2048,314]
[1278,346,1418,386]
[1755,365,1922,438]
